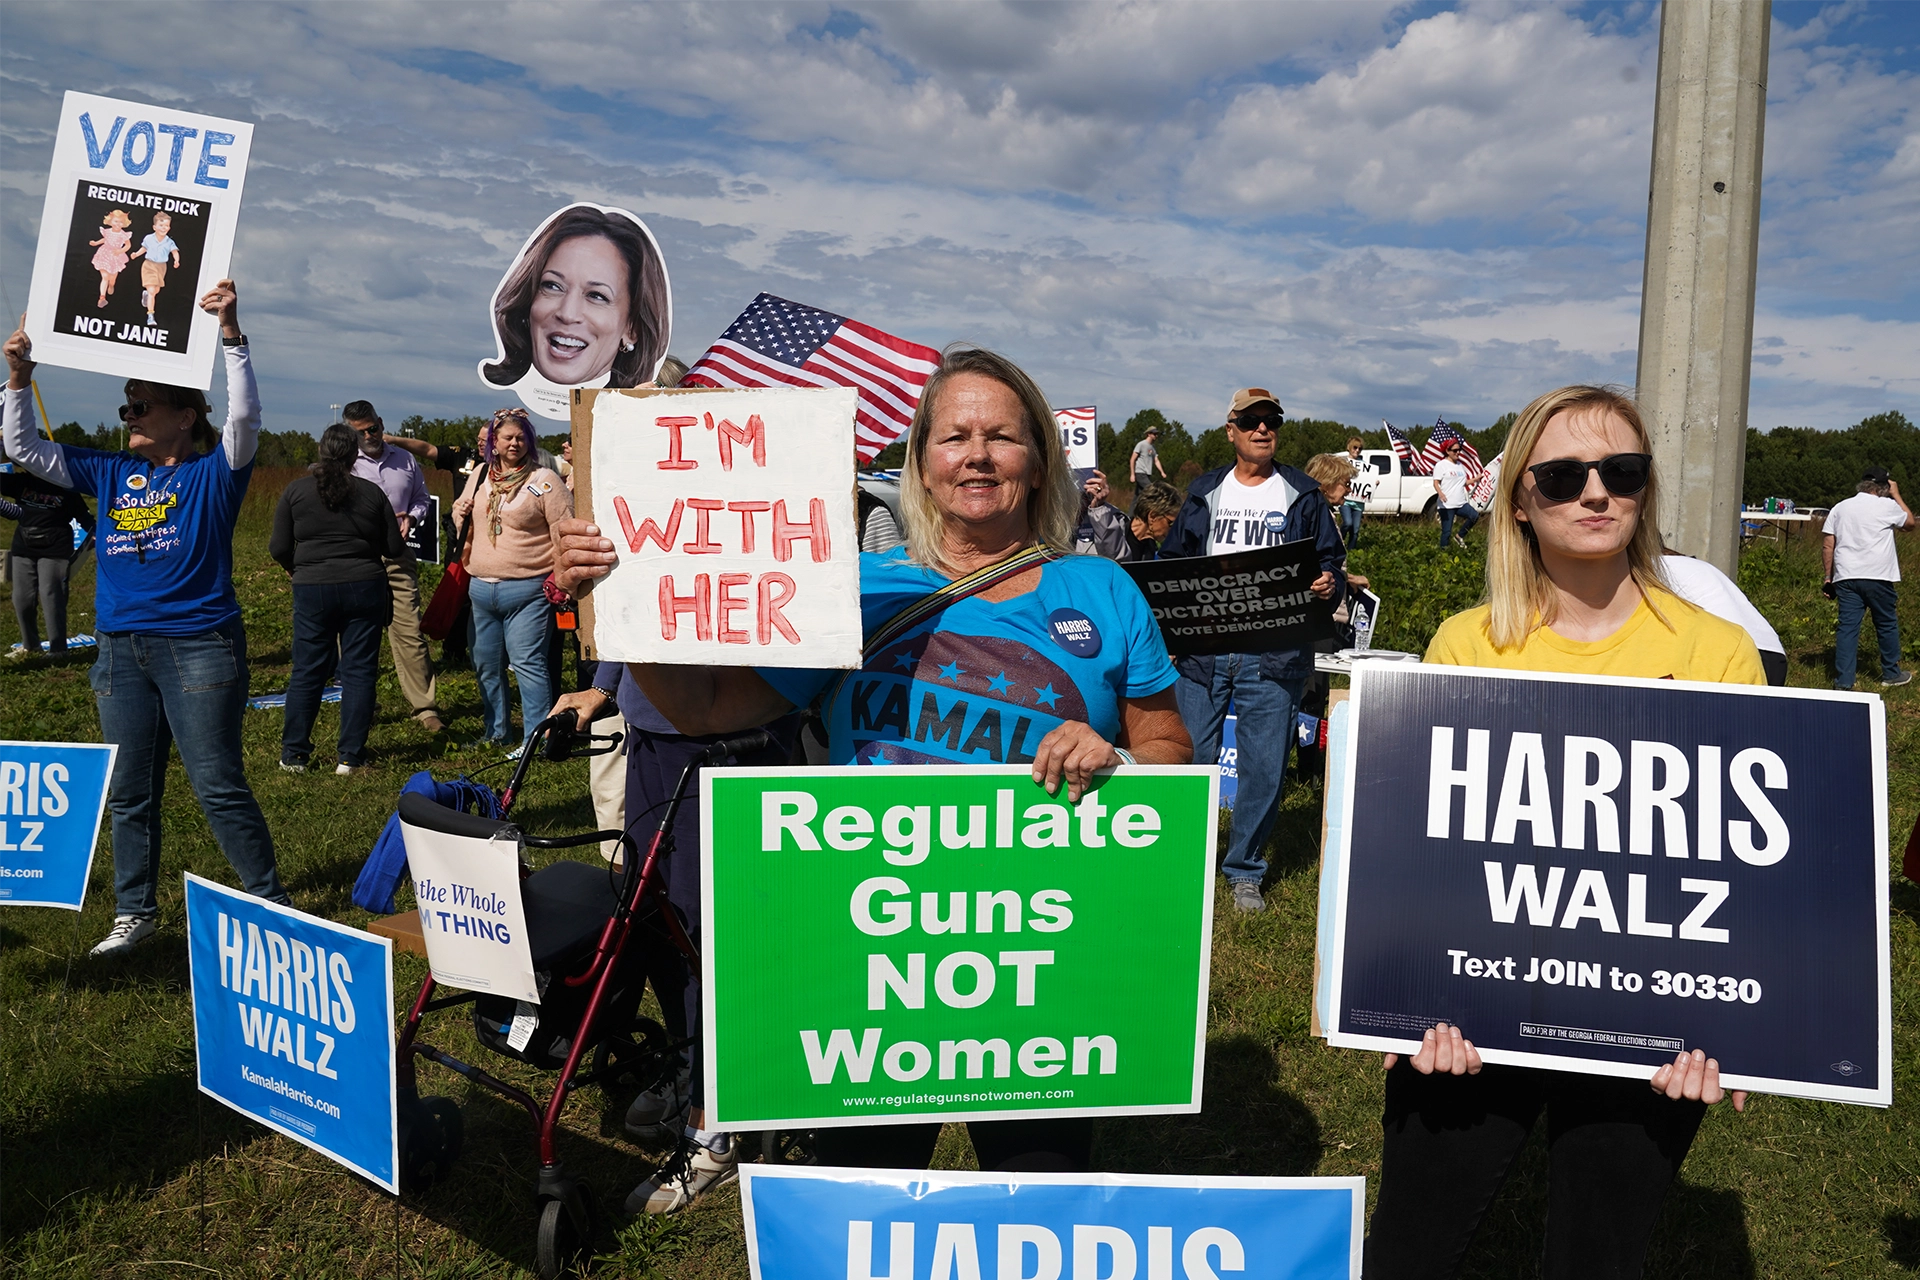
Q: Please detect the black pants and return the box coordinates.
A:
[812,1116,1093,1174]
[10,553,70,653]
[284,577,391,766]
[1365,1062,1705,1280]
[623,721,794,1111]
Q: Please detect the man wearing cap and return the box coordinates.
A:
[1130,424,1166,495]
[1823,465,1914,690]
[1159,388,1345,912]
[344,400,447,734]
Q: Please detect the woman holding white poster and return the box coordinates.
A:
[553,347,1192,1213]
[1365,385,1763,1279]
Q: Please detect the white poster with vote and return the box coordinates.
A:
[398,821,538,1004]
[577,385,861,669]
[26,91,253,390]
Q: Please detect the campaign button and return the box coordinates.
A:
[1263,510,1286,534]
[1046,608,1101,658]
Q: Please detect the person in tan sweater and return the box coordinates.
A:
[451,408,571,753]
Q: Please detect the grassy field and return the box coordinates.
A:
[2,478,1916,1278]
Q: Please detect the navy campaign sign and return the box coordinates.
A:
[1125,542,1337,656]
[1323,663,1890,1106]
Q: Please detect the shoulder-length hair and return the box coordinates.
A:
[125,378,216,454]
[480,203,672,390]
[1483,384,1669,649]
[312,423,358,510]
[900,347,1078,577]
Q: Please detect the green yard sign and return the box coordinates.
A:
[702,765,1219,1129]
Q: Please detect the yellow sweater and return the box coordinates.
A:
[1425,590,1766,685]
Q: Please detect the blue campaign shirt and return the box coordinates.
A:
[64,444,252,634]
[761,550,1178,765]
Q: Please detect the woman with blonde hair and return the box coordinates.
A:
[549,344,1191,1214]
[1365,384,1761,1279]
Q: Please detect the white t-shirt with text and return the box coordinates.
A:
[1824,492,1908,582]
[1202,469,1298,556]
[1432,459,1470,508]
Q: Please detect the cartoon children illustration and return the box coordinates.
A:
[131,212,181,325]
[88,209,133,308]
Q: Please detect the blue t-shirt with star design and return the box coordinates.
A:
[759,549,1178,765]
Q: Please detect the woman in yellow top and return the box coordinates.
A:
[1365,385,1759,1280]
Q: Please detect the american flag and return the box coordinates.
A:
[1383,420,1430,475]
[681,293,941,463]
[1420,417,1484,480]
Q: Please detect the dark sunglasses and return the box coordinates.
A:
[1527,452,1652,502]
[1232,412,1283,433]
[118,399,152,422]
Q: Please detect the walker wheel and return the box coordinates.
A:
[398,1095,463,1192]
[423,1095,464,1165]
[534,1180,596,1280]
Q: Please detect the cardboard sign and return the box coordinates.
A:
[477,202,673,422]
[0,740,114,911]
[703,765,1218,1129]
[1321,663,1892,1106]
[740,1166,1365,1280]
[398,818,538,1003]
[26,92,252,390]
[186,874,399,1192]
[1054,406,1096,471]
[1124,542,1338,656]
[575,385,861,668]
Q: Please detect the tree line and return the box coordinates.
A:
[34,405,1915,510]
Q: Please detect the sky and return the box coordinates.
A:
[2,0,1915,439]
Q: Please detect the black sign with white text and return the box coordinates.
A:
[1126,542,1338,656]
[1324,664,1890,1106]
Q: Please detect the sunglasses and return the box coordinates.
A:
[1526,452,1652,503]
[118,400,153,422]
[1233,413,1283,433]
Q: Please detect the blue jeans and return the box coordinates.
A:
[90,624,288,919]
[1440,504,1478,547]
[1175,655,1305,887]
[284,578,391,767]
[1341,502,1364,548]
[468,576,553,745]
[1834,579,1903,688]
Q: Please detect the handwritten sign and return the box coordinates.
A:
[576,385,861,668]
[26,92,253,390]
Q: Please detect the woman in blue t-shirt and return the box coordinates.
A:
[3,284,290,958]
[552,346,1191,1214]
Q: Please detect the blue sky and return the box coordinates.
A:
[2,1,1914,438]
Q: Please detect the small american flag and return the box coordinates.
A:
[1384,420,1430,476]
[1421,418,1484,480]
[681,293,940,464]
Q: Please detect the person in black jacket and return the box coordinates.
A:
[270,424,402,773]
[1158,388,1345,913]
[2,464,93,656]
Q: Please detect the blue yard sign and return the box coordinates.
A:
[740,1166,1363,1280]
[1321,663,1892,1106]
[186,873,399,1191]
[0,739,115,910]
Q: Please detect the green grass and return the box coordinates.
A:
[2,494,1917,1277]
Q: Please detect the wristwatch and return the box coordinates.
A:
[221,333,247,347]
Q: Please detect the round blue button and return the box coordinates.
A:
[1046,608,1101,658]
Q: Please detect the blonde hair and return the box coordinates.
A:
[1483,385,1669,649]
[1304,452,1354,493]
[901,347,1077,576]
[105,209,131,228]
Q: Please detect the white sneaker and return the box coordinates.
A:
[624,1134,737,1216]
[623,1066,692,1141]
[91,915,157,957]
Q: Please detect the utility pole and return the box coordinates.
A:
[1635,0,1771,575]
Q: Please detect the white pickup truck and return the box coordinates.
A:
[1345,449,1491,518]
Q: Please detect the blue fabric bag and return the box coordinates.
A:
[352,771,504,915]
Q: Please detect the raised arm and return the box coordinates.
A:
[2,319,74,488]
[201,281,261,469]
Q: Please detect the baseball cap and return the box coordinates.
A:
[1862,466,1891,484]
[1227,388,1283,420]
